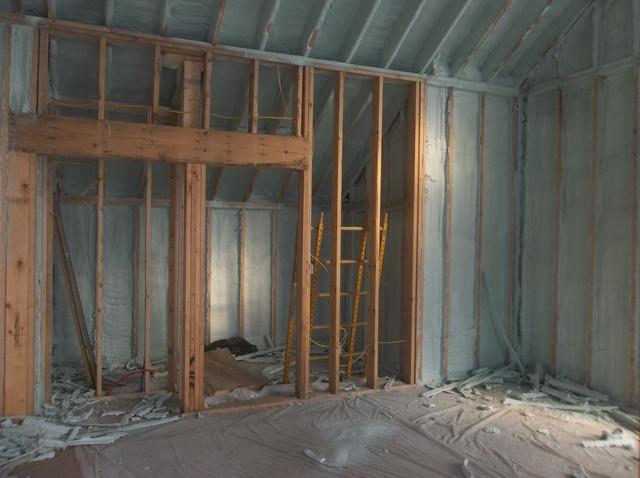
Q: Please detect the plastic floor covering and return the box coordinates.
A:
[13,388,639,477]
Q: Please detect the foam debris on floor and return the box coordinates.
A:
[0,383,181,474]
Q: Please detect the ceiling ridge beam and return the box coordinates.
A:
[380,0,425,69]
[299,0,334,58]
[413,0,475,74]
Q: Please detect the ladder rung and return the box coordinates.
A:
[317,291,367,298]
[310,350,366,361]
[340,226,384,232]
[321,259,368,265]
[312,321,366,330]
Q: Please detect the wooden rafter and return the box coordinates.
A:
[449,0,513,77]
[380,0,425,69]
[209,0,228,45]
[413,0,475,74]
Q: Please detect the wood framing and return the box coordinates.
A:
[95,159,104,396]
[628,68,639,407]
[586,76,599,386]
[505,98,518,365]
[442,87,454,379]
[366,76,383,390]
[95,35,106,396]
[182,163,206,412]
[249,59,259,134]
[0,18,425,415]
[270,210,277,344]
[3,151,38,414]
[551,87,564,375]
[329,71,344,394]
[143,161,152,392]
[9,114,311,170]
[295,66,313,400]
[473,94,485,370]
[403,80,424,385]
[0,24,10,415]
[180,56,205,412]
[238,208,246,337]
[168,165,185,395]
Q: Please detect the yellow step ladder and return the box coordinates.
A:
[282,211,389,383]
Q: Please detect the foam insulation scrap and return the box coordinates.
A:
[0,386,180,473]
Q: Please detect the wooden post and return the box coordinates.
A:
[143,160,152,392]
[270,209,277,344]
[249,59,259,134]
[442,87,454,380]
[132,205,140,358]
[202,53,212,130]
[551,87,564,375]
[414,81,426,382]
[329,71,344,394]
[183,163,206,412]
[180,58,205,412]
[505,98,518,365]
[37,28,49,115]
[628,68,639,407]
[95,160,104,395]
[295,66,313,400]
[366,76,383,390]
[0,24,11,415]
[95,35,106,396]
[168,165,185,395]
[403,80,424,385]
[474,93,485,369]
[205,208,213,344]
[238,208,246,337]
[293,66,303,137]
[586,77,599,387]
[152,45,160,124]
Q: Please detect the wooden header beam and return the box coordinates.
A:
[9,113,310,170]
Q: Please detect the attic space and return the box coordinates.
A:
[0,1,638,477]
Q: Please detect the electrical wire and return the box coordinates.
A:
[310,327,348,349]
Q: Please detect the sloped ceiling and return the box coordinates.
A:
[3,0,594,203]
[7,0,593,85]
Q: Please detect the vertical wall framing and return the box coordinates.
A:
[403,80,425,384]
[0,25,11,415]
[366,77,382,390]
[295,66,313,400]
[551,88,563,375]
[441,87,454,379]
[473,94,486,369]
[0,22,427,413]
[329,71,344,394]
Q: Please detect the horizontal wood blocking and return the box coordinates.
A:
[9,114,311,170]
